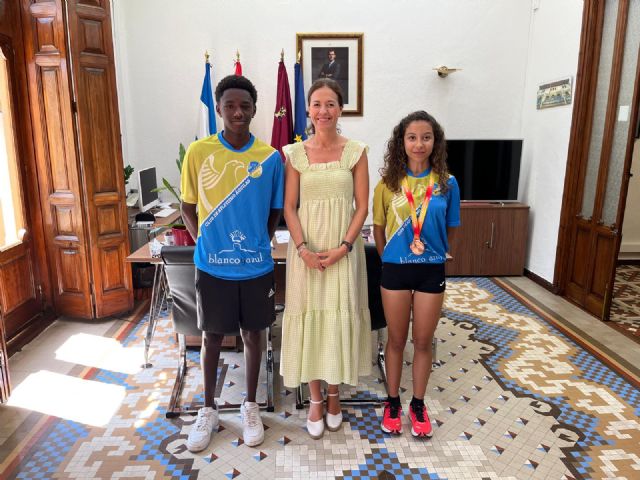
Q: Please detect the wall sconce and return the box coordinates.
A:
[433,66,462,78]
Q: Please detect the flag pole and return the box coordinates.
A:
[234,50,242,76]
[280,49,284,62]
[297,50,301,64]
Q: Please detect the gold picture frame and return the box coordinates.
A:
[296,33,364,116]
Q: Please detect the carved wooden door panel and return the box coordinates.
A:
[65,0,132,317]
[20,0,93,317]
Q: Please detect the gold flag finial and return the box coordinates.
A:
[297,50,301,63]
[204,50,210,63]
[280,48,284,62]
[236,50,240,62]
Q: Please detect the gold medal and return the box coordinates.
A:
[410,238,425,255]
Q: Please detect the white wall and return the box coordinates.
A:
[519,0,583,282]
[112,0,531,194]
[621,139,640,253]
[112,0,584,282]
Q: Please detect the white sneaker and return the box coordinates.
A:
[187,407,219,452]
[241,400,264,447]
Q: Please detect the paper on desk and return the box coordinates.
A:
[274,230,290,244]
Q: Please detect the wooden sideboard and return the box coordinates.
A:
[446,202,529,276]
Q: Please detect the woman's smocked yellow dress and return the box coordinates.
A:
[280,140,371,388]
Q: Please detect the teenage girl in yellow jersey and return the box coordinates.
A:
[372,111,460,437]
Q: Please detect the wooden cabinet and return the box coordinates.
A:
[446,203,529,276]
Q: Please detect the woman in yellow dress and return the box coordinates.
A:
[280,79,371,439]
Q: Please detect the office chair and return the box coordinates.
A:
[161,246,275,418]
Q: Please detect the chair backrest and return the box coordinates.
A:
[364,243,386,330]
[161,246,201,337]
[161,243,385,333]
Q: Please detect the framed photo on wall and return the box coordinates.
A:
[536,77,573,109]
[296,33,363,116]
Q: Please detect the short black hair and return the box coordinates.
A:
[215,75,258,104]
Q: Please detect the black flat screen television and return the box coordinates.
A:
[446,139,523,201]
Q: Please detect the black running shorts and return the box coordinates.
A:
[195,269,276,335]
[380,262,446,294]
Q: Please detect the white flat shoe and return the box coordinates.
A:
[325,392,342,431]
[307,398,325,439]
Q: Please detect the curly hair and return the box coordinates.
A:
[214,75,258,104]
[380,111,450,195]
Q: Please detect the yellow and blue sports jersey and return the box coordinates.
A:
[372,168,460,264]
[181,132,284,280]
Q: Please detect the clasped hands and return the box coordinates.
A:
[300,245,347,272]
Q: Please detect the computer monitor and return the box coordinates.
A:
[138,166,159,212]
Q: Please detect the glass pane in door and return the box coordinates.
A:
[581,0,619,218]
[0,49,25,251]
[602,0,640,225]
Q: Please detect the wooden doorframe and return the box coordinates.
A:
[554,0,604,292]
[555,0,640,319]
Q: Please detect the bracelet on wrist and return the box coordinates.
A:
[296,241,307,250]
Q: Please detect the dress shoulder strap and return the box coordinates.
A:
[282,142,309,172]
[340,140,369,169]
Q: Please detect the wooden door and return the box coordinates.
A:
[65,0,132,317]
[556,0,640,319]
[0,29,47,348]
[20,0,93,317]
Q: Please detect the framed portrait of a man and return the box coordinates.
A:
[296,33,363,116]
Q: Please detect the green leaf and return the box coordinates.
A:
[162,178,181,204]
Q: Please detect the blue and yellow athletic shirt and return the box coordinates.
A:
[181,132,284,280]
[372,169,460,264]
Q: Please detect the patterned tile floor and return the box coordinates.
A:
[610,264,640,338]
[1,278,639,479]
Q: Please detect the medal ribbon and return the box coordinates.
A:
[402,174,435,241]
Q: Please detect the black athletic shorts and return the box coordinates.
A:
[195,269,276,335]
[380,262,446,294]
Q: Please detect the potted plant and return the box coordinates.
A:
[154,143,195,246]
[153,143,185,204]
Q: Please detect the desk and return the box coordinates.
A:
[128,205,182,253]
[126,234,168,367]
[125,233,290,368]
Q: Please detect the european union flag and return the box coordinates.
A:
[293,62,307,142]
